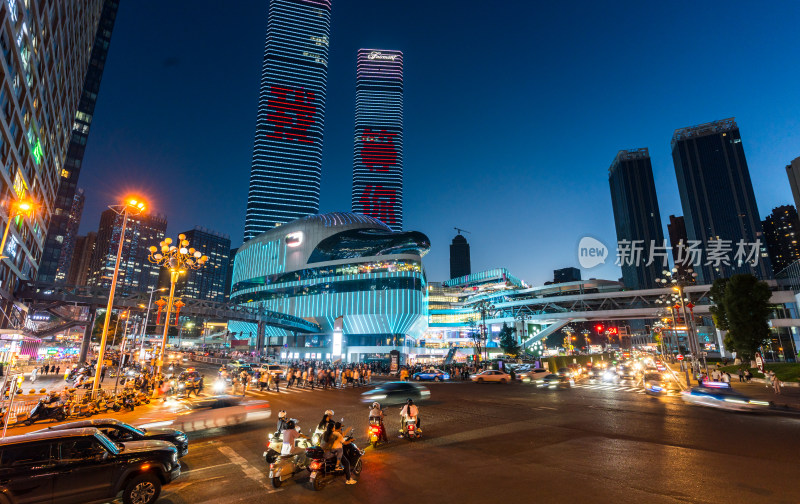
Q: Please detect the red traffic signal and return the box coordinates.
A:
[595,324,604,333]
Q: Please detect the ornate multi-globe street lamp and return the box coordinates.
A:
[92,197,147,396]
[148,234,207,374]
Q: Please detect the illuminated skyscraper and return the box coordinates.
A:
[244,0,331,240]
[351,49,404,231]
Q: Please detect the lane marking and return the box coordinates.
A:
[217,445,274,491]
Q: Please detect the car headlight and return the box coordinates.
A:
[176,434,187,442]
[172,452,178,463]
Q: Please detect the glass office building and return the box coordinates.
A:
[608,148,665,289]
[0,0,107,326]
[672,118,771,283]
[243,0,332,240]
[37,0,119,284]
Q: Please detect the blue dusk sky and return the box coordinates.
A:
[79,0,800,285]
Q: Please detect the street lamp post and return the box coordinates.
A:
[657,267,700,384]
[473,300,496,362]
[137,286,166,365]
[92,197,147,397]
[514,311,529,345]
[148,234,208,375]
[0,198,37,260]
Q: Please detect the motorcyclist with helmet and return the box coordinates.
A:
[369,402,388,442]
[277,410,289,434]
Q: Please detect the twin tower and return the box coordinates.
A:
[243,0,403,241]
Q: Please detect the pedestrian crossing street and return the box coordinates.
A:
[242,383,369,398]
[573,382,682,397]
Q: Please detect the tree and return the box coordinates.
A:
[716,274,771,364]
[92,311,119,344]
[467,319,483,361]
[708,278,729,331]
[499,322,520,357]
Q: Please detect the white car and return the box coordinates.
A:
[521,368,550,384]
[471,370,512,384]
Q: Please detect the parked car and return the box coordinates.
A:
[0,427,180,504]
[471,370,512,384]
[360,382,431,405]
[137,395,271,433]
[412,368,450,381]
[39,418,189,457]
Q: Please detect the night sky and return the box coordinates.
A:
[79,0,800,286]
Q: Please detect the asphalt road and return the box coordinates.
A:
[151,372,800,504]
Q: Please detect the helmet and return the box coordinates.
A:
[406,398,414,405]
[324,409,334,417]
[278,410,286,419]
[371,402,381,409]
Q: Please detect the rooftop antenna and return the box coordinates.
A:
[454,227,471,235]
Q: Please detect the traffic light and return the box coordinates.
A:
[595,323,604,334]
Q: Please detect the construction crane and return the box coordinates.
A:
[454,227,471,235]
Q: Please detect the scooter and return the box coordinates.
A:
[25,398,67,425]
[402,416,421,440]
[306,438,364,491]
[368,417,386,448]
[268,433,312,488]
[264,432,283,464]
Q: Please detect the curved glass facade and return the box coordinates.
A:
[308,229,430,263]
[230,212,429,360]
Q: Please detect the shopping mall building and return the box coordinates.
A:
[229,212,430,362]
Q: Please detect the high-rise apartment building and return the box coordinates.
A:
[351,49,404,231]
[88,210,167,294]
[671,118,771,283]
[0,1,107,325]
[38,0,119,284]
[243,0,331,241]
[762,205,800,276]
[608,148,665,289]
[786,157,800,214]
[175,227,231,302]
[450,233,471,279]
[67,232,96,286]
[42,189,85,283]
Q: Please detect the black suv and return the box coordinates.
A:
[0,427,181,504]
[38,418,189,458]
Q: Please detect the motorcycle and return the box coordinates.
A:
[368,417,386,448]
[306,438,364,491]
[134,390,151,405]
[25,398,67,425]
[402,416,421,440]
[268,432,312,488]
